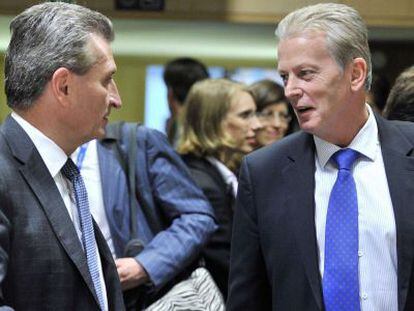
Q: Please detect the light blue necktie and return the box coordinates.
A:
[62,158,105,311]
[323,148,360,311]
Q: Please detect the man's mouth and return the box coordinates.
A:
[296,106,313,113]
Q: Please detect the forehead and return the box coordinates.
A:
[86,34,116,72]
[230,91,255,111]
[277,32,333,71]
[263,102,288,111]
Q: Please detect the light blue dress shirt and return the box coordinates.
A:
[314,106,398,310]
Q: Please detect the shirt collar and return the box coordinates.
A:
[206,157,237,184]
[11,112,68,178]
[314,104,379,168]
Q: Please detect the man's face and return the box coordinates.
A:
[69,34,121,142]
[277,32,353,141]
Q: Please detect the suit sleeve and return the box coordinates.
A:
[0,190,15,310]
[226,158,271,310]
[135,128,217,289]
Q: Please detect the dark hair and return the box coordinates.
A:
[369,74,391,113]
[163,57,209,104]
[249,79,286,111]
[5,2,114,110]
[248,79,297,135]
[383,66,414,122]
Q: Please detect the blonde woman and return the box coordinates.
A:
[178,78,261,298]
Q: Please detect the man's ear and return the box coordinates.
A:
[350,57,367,92]
[167,87,181,115]
[51,67,72,106]
[167,88,175,104]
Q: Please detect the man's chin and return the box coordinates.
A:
[95,128,106,139]
[298,121,317,135]
[88,127,106,141]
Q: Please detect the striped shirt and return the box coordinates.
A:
[314,105,398,310]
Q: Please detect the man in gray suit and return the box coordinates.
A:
[0,2,125,310]
[227,3,414,311]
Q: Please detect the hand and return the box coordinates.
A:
[115,257,149,291]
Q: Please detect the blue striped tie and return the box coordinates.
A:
[323,148,360,311]
[62,158,105,310]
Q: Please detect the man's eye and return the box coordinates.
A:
[280,74,288,85]
[300,70,314,79]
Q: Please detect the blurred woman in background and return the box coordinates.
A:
[177,78,261,298]
[249,79,296,147]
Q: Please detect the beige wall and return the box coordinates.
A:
[0,55,150,123]
[0,56,8,122]
[0,0,412,122]
[0,0,413,27]
[0,53,275,123]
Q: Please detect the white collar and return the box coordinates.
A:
[11,112,68,177]
[314,104,379,168]
[206,156,238,196]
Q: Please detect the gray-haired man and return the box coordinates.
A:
[227,3,414,310]
[0,2,124,310]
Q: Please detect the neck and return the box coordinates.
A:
[16,108,78,156]
[322,101,369,147]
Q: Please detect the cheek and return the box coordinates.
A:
[224,120,243,136]
[263,124,274,132]
[256,130,266,140]
[229,123,249,148]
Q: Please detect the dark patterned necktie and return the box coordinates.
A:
[61,158,105,310]
[323,148,360,311]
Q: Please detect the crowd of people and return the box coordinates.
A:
[0,1,413,311]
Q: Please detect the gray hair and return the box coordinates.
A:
[5,2,114,110]
[275,3,372,90]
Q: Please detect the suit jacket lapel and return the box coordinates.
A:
[282,132,323,309]
[1,116,99,305]
[97,140,117,221]
[97,137,131,257]
[376,116,414,310]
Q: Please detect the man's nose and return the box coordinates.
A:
[109,80,122,109]
[284,76,302,101]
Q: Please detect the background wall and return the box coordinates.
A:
[1,0,413,26]
[0,0,413,124]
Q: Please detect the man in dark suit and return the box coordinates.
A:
[0,2,125,310]
[227,3,414,311]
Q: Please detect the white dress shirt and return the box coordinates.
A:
[207,156,238,198]
[12,112,109,311]
[71,140,116,258]
[314,105,398,310]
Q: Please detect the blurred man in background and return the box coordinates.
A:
[163,57,209,146]
[383,65,414,122]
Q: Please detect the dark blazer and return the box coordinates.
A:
[227,115,414,311]
[182,154,234,298]
[0,116,125,311]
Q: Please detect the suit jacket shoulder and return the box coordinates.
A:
[0,116,124,310]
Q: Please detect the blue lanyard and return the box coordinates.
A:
[76,142,89,170]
